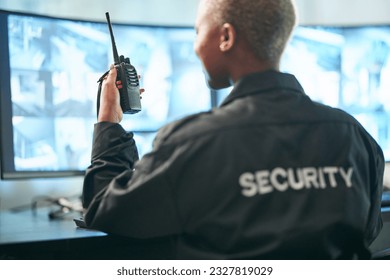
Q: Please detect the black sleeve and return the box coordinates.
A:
[82,122,139,208]
[82,122,182,239]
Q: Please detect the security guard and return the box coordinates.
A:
[82,0,384,259]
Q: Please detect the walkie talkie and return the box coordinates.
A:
[100,12,141,114]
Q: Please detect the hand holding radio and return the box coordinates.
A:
[97,65,123,123]
[96,12,142,122]
[98,65,145,123]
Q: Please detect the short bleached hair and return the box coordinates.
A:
[207,0,297,63]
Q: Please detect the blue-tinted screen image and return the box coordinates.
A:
[281,26,390,160]
[214,26,390,161]
[1,11,390,179]
[6,14,211,174]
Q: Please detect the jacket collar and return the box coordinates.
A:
[220,70,305,107]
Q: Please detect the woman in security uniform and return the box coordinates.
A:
[82,0,384,259]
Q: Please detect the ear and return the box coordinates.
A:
[219,23,236,52]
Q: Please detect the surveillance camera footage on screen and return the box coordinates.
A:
[281,25,390,161]
[0,10,389,179]
[1,12,211,177]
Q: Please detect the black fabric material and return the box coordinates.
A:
[82,70,384,259]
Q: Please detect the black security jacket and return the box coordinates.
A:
[83,70,384,259]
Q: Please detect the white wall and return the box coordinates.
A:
[0,0,389,210]
[295,0,390,25]
[1,0,390,26]
[0,0,199,25]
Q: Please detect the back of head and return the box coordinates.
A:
[209,0,297,64]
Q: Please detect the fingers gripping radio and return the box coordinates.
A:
[116,54,142,114]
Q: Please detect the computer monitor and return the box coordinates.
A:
[213,24,390,161]
[1,12,389,179]
[281,25,390,161]
[0,10,212,179]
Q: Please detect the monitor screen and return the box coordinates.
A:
[1,11,389,179]
[281,25,390,161]
[212,25,390,161]
[0,10,212,179]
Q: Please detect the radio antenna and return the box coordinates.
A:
[105,12,120,64]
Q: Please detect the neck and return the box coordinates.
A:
[227,43,280,85]
[229,58,279,85]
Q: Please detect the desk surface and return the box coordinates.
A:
[0,208,174,259]
[1,207,389,259]
[0,208,105,245]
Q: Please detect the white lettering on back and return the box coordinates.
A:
[302,167,319,189]
[239,172,257,197]
[323,167,338,188]
[339,167,353,188]
[255,170,273,194]
[239,166,354,197]
[270,167,288,192]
